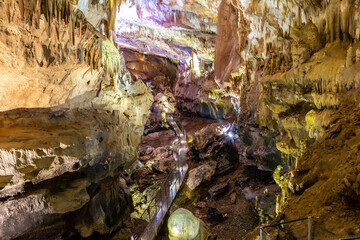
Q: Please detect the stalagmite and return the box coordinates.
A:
[340,0,350,41]
[356,48,360,63]
[346,45,354,68]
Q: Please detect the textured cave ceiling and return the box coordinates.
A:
[111,0,360,86]
[114,0,219,62]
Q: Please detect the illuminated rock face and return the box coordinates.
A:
[168,208,208,240]
[215,0,360,158]
[0,0,152,239]
[115,0,218,62]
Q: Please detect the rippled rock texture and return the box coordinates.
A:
[0,0,152,239]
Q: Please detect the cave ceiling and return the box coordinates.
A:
[114,0,220,62]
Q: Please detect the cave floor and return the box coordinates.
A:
[154,161,261,240]
[151,115,260,240]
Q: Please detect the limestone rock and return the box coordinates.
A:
[186,161,217,191]
[0,1,153,239]
[193,123,239,175]
[230,192,236,204]
[346,45,354,68]
[290,22,322,53]
[152,156,175,173]
[208,181,229,199]
[174,73,234,120]
[193,123,223,151]
[74,176,133,237]
[196,201,207,209]
[116,0,218,62]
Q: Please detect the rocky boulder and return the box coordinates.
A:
[193,123,239,176]
[208,181,229,199]
[168,208,209,240]
[186,161,217,191]
[152,156,175,173]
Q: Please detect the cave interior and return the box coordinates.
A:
[0,0,360,239]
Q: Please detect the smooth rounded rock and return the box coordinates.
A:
[168,208,200,240]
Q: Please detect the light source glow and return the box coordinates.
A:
[221,123,231,134]
[218,123,235,138]
[117,2,152,24]
[172,226,180,236]
[168,208,200,239]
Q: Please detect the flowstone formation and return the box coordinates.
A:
[0,0,152,239]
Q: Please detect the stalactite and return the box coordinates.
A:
[19,0,25,22]
[108,0,124,37]
[297,5,301,26]
[340,0,350,41]
[35,0,41,28]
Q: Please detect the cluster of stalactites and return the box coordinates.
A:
[287,0,360,42]
[101,39,132,90]
[235,0,360,79]
[6,0,128,40]
[5,0,117,72]
[246,0,360,46]
[322,0,360,42]
[6,0,73,32]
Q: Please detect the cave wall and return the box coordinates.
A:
[216,0,360,158]
[0,0,153,239]
[215,0,360,237]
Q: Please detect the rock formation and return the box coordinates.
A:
[212,0,360,238]
[0,0,152,239]
[167,208,209,240]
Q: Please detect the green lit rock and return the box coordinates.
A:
[168,208,208,240]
